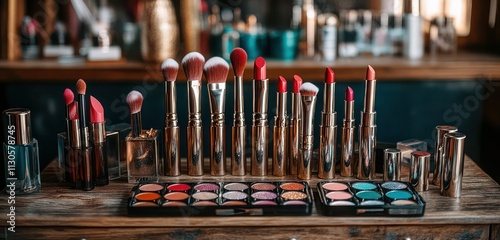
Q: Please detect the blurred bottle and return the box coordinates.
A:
[338,10,358,58]
[318,13,338,62]
[356,10,372,55]
[430,17,457,55]
[372,13,391,56]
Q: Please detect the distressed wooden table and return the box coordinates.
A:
[1,156,499,240]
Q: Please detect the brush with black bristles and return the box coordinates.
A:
[204,56,229,176]
[126,90,144,138]
[161,58,180,176]
[182,52,205,176]
[298,82,319,180]
[230,47,247,176]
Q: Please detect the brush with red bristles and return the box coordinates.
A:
[230,47,247,175]
[298,82,319,180]
[126,90,144,138]
[318,67,337,179]
[161,58,181,176]
[204,56,229,176]
[76,79,89,147]
[251,56,269,176]
[182,52,205,176]
[273,76,288,176]
[289,75,303,175]
[341,86,355,177]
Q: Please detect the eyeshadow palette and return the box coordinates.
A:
[317,181,426,216]
[128,181,313,216]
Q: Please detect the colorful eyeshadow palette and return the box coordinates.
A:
[128,181,313,216]
[317,181,426,216]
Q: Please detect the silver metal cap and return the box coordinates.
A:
[3,108,32,145]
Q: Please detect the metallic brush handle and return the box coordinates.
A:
[319,124,337,179]
[273,123,288,176]
[251,124,268,176]
[210,116,226,176]
[164,126,180,176]
[358,111,377,180]
[288,118,301,175]
[298,135,313,180]
[187,124,203,176]
[231,125,246,175]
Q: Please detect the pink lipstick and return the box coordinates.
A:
[318,67,337,179]
[358,65,377,180]
[90,95,108,186]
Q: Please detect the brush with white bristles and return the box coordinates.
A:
[126,90,144,137]
[181,52,205,176]
[204,56,229,176]
[161,58,181,176]
[298,82,319,180]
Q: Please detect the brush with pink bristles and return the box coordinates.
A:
[230,47,247,176]
[161,58,180,176]
[204,56,229,176]
[126,90,144,138]
[298,82,319,180]
[182,52,205,176]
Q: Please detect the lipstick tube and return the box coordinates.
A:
[432,125,458,186]
[298,93,317,180]
[126,129,159,183]
[67,118,94,190]
[187,80,204,176]
[208,83,227,176]
[79,126,94,191]
[440,132,466,197]
[358,70,377,180]
[340,97,355,177]
[318,82,337,179]
[289,91,301,175]
[91,121,108,186]
[410,151,430,192]
[164,81,180,176]
[232,74,246,175]
[273,91,288,176]
[251,79,269,176]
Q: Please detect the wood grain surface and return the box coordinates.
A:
[0,156,499,239]
[0,52,499,82]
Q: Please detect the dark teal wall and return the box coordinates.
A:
[3,79,484,172]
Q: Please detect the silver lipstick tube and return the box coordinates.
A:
[164,81,180,176]
[288,93,302,175]
[410,151,430,192]
[432,125,458,185]
[340,100,355,177]
[251,79,269,176]
[273,92,288,176]
[440,132,466,198]
[384,148,401,181]
[298,95,317,180]
[91,121,108,186]
[358,111,377,180]
[208,83,226,176]
[319,82,337,179]
[187,80,204,176]
[232,76,246,175]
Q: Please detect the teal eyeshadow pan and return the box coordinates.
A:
[356,190,382,200]
[386,190,413,200]
[352,182,377,191]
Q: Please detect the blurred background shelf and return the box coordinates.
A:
[1,52,499,82]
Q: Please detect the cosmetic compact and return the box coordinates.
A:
[127,181,313,216]
[316,181,425,216]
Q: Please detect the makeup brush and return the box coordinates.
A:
[298,82,319,180]
[126,90,144,138]
[251,56,269,176]
[161,58,180,176]
[64,88,74,119]
[358,65,377,180]
[319,67,337,179]
[76,79,89,148]
[90,95,108,186]
[289,75,303,175]
[230,47,247,176]
[341,86,355,177]
[204,56,229,176]
[273,76,288,176]
[182,52,205,176]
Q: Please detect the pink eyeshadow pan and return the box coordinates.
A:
[252,200,277,206]
[322,182,349,191]
[326,191,353,200]
[139,184,164,192]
